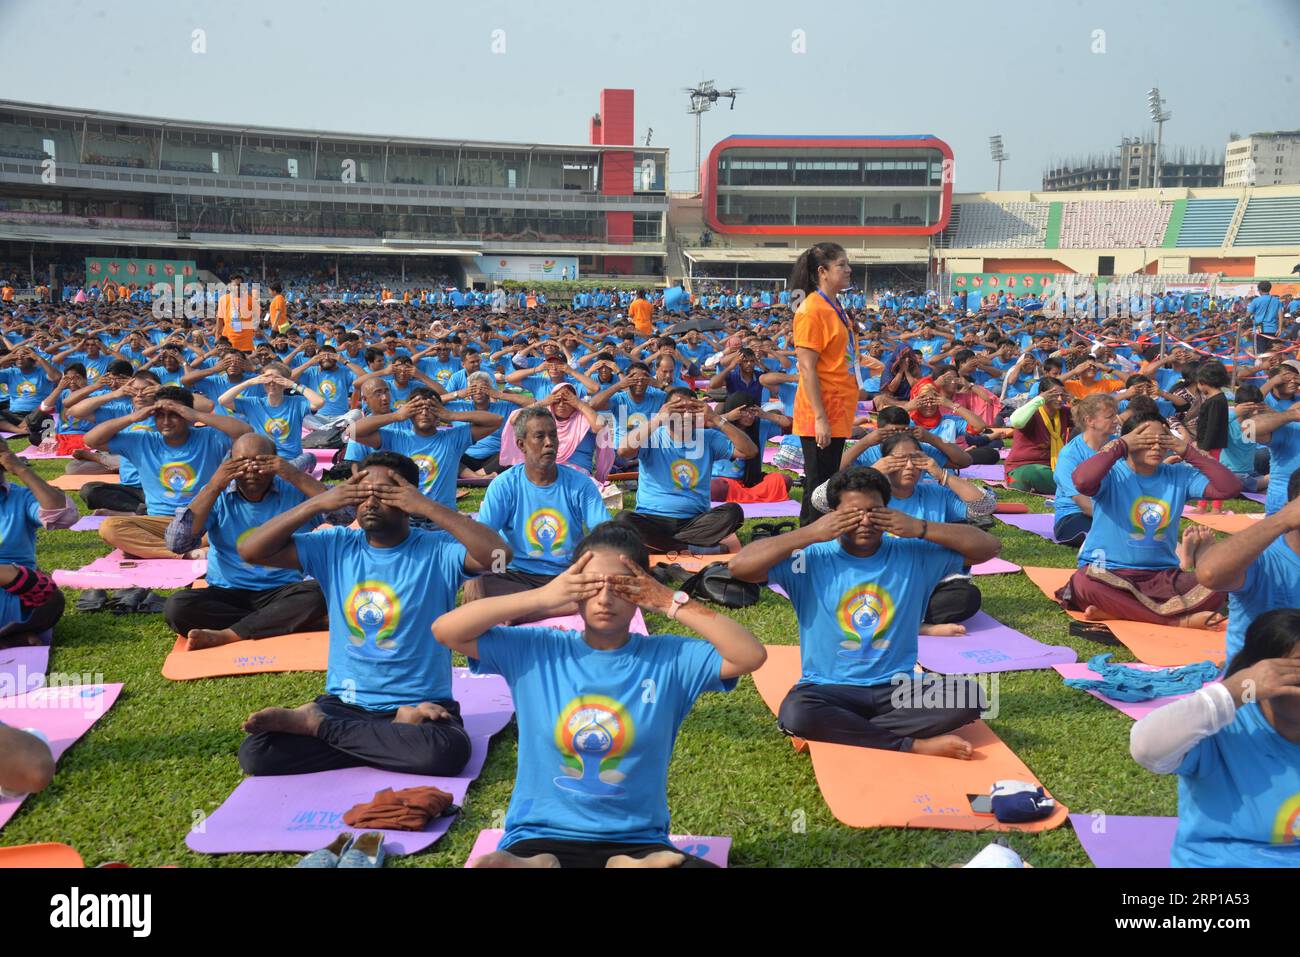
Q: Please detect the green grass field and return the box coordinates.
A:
[0,445,1250,868]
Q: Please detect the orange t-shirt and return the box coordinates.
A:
[1,287,12,303]
[792,292,857,438]
[1063,375,1122,399]
[268,294,287,332]
[628,298,653,335]
[217,289,259,351]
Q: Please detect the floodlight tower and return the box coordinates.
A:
[989,135,1009,190]
[1147,88,1172,189]
[686,81,741,193]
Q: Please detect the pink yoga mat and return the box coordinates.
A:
[713,499,802,519]
[523,610,649,635]
[0,645,50,695]
[464,828,731,867]
[53,551,207,590]
[971,557,1020,575]
[15,446,70,460]
[186,669,514,855]
[69,515,107,532]
[919,612,1076,674]
[997,512,1059,541]
[1069,813,1176,868]
[0,684,123,832]
[1052,662,1202,720]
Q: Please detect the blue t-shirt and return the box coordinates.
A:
[0,483,42,567]
[768,537,956,687]
[378,421,473,508]
[469,625,733,847]
[1053,434,1108,521]
[298,366,355,417]
[52,389,95,436]
[1172,700,1300,867]
[108,426,233,516]
[204,478,317,590]
[293,526,467,711]
[888,482,968,523]
[476,464,610,576]
[713,420,781,479]
[1266,421,1300,515]
[1222,409,1262,475]
[1248,295,1282,336]
[0,367,53,413]
[445,399,514,458]
[608,388,667,443]
[234,394,310,457]
[1224,537,1300,663]
[1078,461,1209,570]
[195,374,264,406]
[634,428,733,519]
[417,357,461,387]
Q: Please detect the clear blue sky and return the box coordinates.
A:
[2,0,1296,191]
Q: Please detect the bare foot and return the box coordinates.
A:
[1178,610,1228,631]
[72,448,101,462]
[186,628,241,651]
[91,508,134,516]
[1083,605,1113,622]
[920,623,967,636]
[1178,524,1215,572]
[243,702,325,736]
[472,850,560,868]
[607,850,686,868]
[394,701,450,724]
[911,734,974,759]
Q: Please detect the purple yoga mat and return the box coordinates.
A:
[1242,491,1266,505]
[0,645,50,695]
[960,464,1007,482]
[713,499,802,519]
[971,557,1020,575]
[53,551,207,590]
[186,669,515,855]
[761,445,780,464]
[919,612,1077,674]
[0,684,123,832]
[1069,813,1177,868]
[464,828,732,867]
[997,512,1059,541]
[69,515,107,532]
[1052,662,1203,720]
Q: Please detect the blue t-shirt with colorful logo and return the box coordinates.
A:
[469,626,733,847]
[1266,421,1300,515]
[1053,434,1108,522]
[768,536,956,687]
[108,426,232,516]
[298,365,355,417]
[1224,537,1300,663]
[0,367,53,413]
[0,483,42,568]
[1078,461,1209,570]
[634,428,733,519]
[378,421,473,508]
[293,526,467,711]
[1172,700,1300,867]
[476,464,610,576]
[233,394,310,458]
[205,479,315,591]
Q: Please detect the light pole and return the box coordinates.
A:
[686,81,741,194]
[989,135,1009,190]
[1146,88,1171,189]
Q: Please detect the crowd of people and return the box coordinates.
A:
[0,246,1297,869]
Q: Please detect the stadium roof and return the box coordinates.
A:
[0,99,655,155]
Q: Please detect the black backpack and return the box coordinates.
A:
[681,562,760,609]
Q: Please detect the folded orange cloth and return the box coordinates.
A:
[720,473,792,503]
[343,786,455,831]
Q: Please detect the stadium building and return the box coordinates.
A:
[0,90,668,290]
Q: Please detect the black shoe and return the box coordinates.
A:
[75,588,112,612]
[110,587,148,615]
[134,591,165,614]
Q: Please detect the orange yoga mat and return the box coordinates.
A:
[1181,512,1262,534]
[161,631,329,680]
[1021,566,1225,667]
[749,644,1068,832]
[49,473,120,491]
[649,552,734,574]
[0,842,84,868]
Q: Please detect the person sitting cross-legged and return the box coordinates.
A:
[234,452,510,777]
[0,448,77,647]
[433,522,766,868]
[729,466,1003,758]
[163,434,337,651]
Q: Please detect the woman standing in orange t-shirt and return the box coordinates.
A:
[791,242,858,525]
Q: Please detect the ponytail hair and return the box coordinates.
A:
[789,243,848,295]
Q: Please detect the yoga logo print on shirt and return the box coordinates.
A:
[411,453,438,492]
[263,416,291,442]
[160,461,197,497]
[625,412,648,434]
[836,584,896,660]
[16,380,36,398]
[553,694,635,797]
[319,379,338,401]
[525,507,568,557]
[1129,496,1172,544]
[1272,793,1300,844]
[344,580,401,656]
[669,458,699,490]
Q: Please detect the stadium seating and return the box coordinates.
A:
[943,202,1049,248]
[1175,198,1239,247]
[1232,196,1300,246]
[1058,200,1172,248]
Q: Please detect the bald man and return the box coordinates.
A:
[162,434,335,650]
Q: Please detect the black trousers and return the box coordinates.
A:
[1053,512,1092,548]
[923,577,982,624]
[777,676,985,751]
[614,504,743,553]
[0,587,65,648]
[967,446,1001,465]
[501,838,719,869]
[238,693,472,777]
[799,436,845,527]
[163,580,328,639]
[81,482,145,514]
[461,452,502,474]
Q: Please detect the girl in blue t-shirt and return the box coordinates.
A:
[1131,608,1300,867]
[432,522,765,869]
[219,362,325,470]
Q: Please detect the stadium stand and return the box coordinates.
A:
[1175,198,1239,247]
[1232,195,1300,246]
[1058,199,1172,248]
[942,201,1049,248]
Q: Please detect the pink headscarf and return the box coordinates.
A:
[498,384,615,482]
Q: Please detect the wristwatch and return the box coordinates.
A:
[666,591,690,619]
